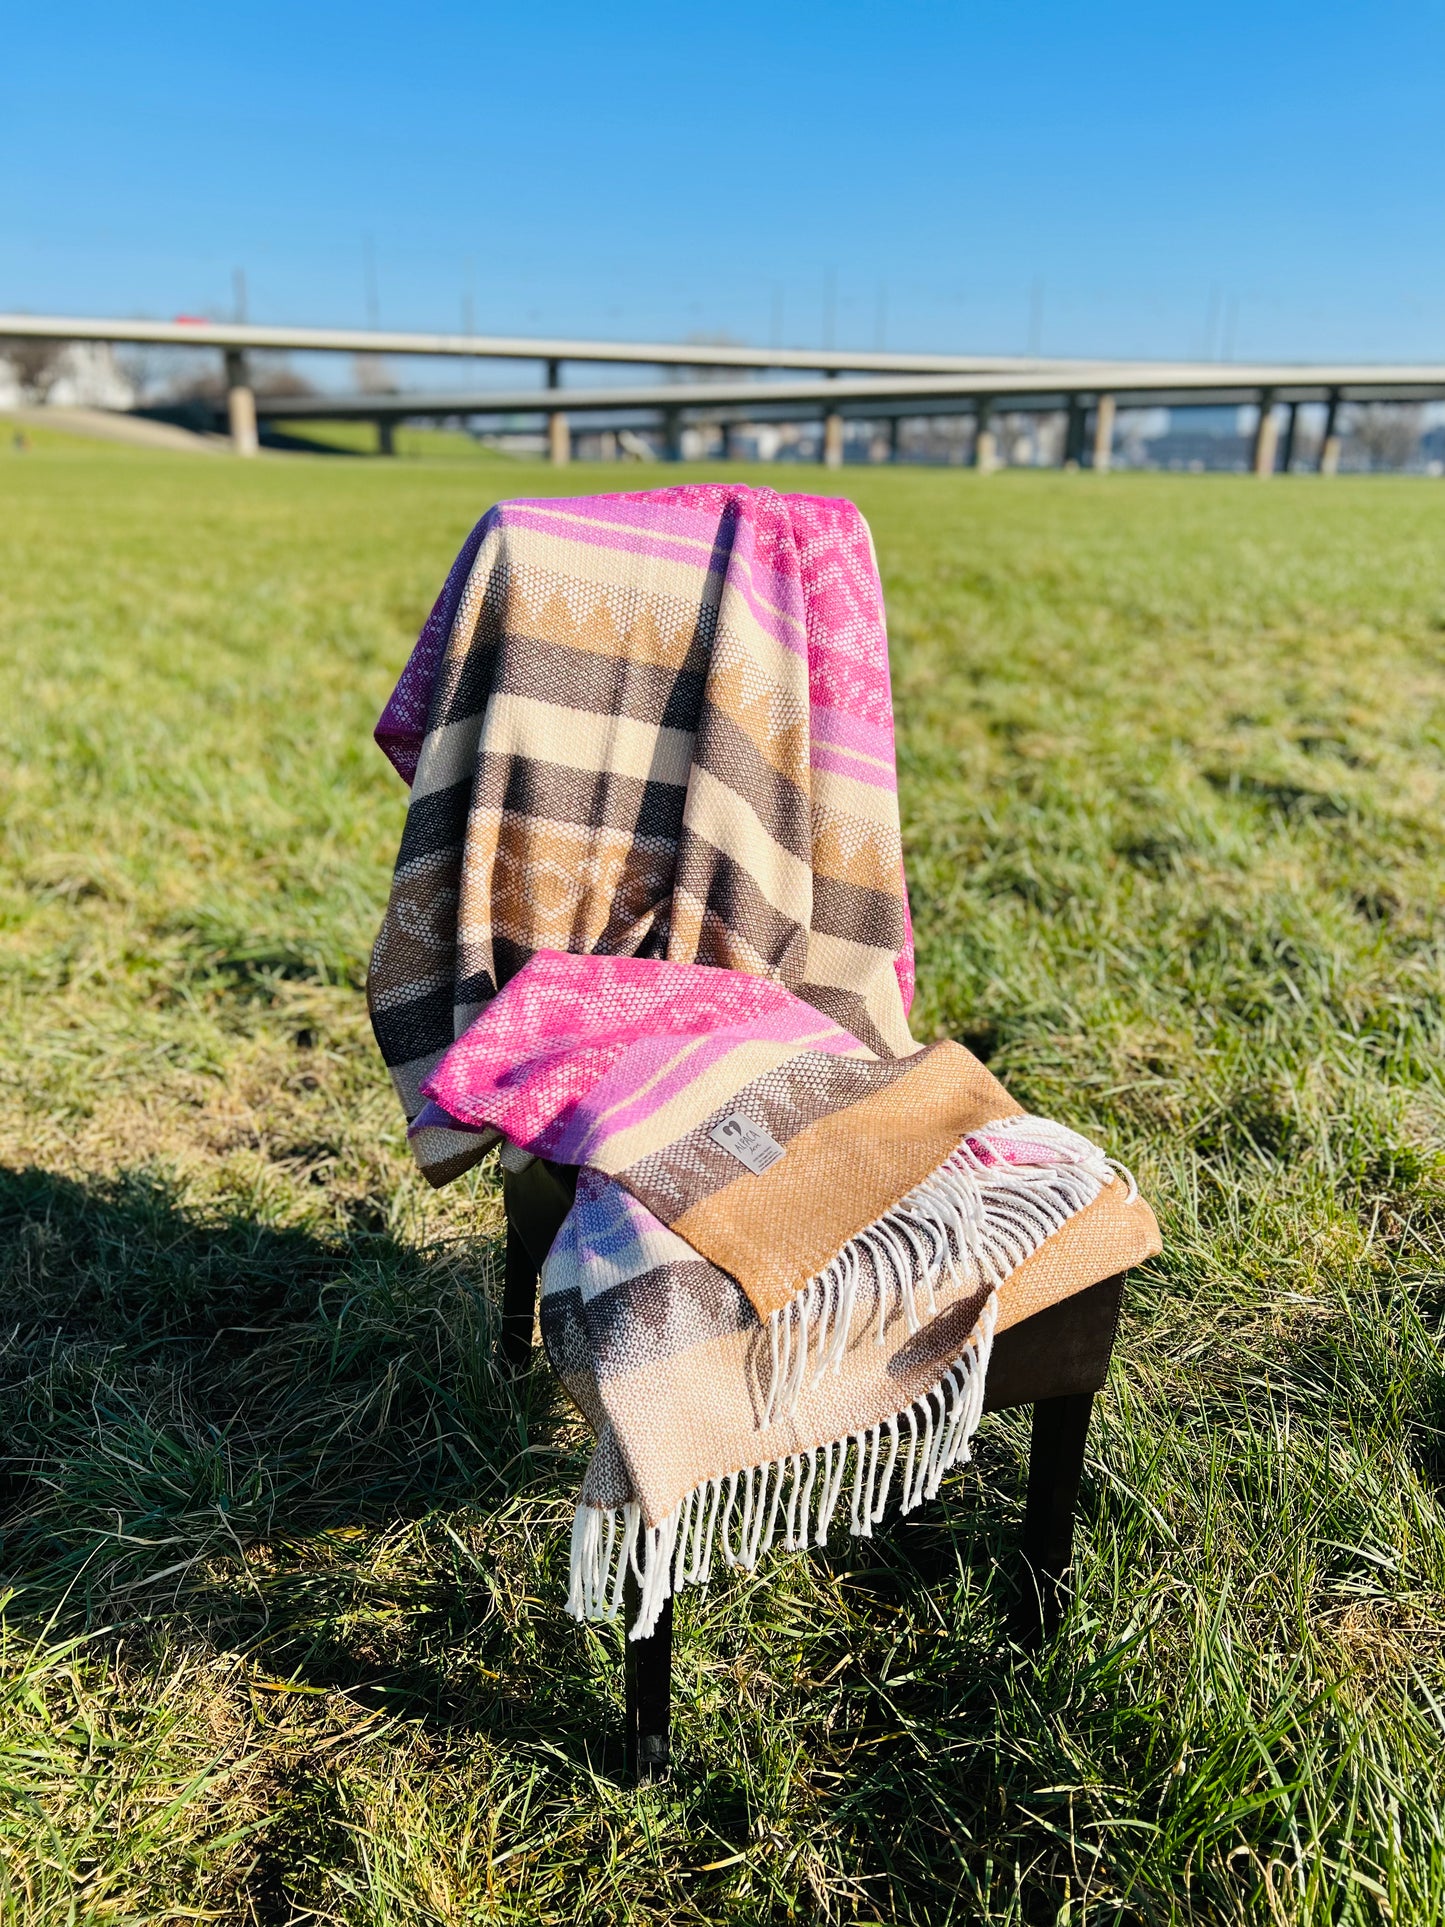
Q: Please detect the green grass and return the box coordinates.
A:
[1,430,1443,1924]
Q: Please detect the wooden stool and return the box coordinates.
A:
[501,1158,1126,1781]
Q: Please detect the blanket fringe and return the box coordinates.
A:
[759,1114,1132,1427]
[569,1289,999,1641]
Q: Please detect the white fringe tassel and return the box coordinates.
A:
[759,1113,1132,1428]
[567,1113,1135,1641]
[570,1290,999,1641]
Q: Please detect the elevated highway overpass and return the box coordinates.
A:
[4,312,1442,473]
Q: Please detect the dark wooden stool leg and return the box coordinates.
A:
[623,1571,674,1782]
[1017,1390,1096,1645]
[498,1215,538,1376]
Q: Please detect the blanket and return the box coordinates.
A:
[370,487,1162,1639]
[418,950,1159,1637]
[369,484,918,1189]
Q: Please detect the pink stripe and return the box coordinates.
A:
[810,742,896,789]
[511,493,730,535]
[810,702,897,760]
[555,1013,856,1163]
[502,504,725,574]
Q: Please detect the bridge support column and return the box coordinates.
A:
[1319,390,1342,475]
[823,410,844,469]
[662,408,683,461]
[889,416,902,463]
[1063,397,1086,468]
[377,419,395,456]
[1251,390,1279,475]
[1279,402,1298,473]
[545,356,570,465]
[973,400,998,472]
[224,349,258,457]
[1092,395,1115,472]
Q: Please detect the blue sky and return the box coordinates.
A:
[5,2,1443,360]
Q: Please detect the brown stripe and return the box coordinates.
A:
[495,630,709,733]
[809,872,905,951]
[672,837,809,977]
[669,1041,1020,1319]
[620,1052,919,1226]
[794,981,892,1057]
[471,753,688,843]
[692,703,812,858]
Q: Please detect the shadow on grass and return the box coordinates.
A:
[0,1161,626,1767]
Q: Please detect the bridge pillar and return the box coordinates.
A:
[545,356,570,465]
[377,419,395,456]
[1279,401,1298,473]
[823,410,845,469]
[888,416,902,463]
[1251,390,1279,475]
[1063,397,1086,468]
[1092,395,1116,471]
[1319,390,1342,475]
[973,400,998,472]
[224,349,258,457]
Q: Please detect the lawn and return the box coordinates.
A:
[1,428,1443,1925]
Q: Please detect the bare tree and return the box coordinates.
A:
[1345,402,1423,471]
[1,337,63,401]
[353,354,396,394]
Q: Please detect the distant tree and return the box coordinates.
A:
[1346,403,1423,471]
[353,354,396,394]
[249,353,316,399]
[1,337,63,401]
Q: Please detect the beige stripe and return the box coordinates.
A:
[481,692,693,787]
[592,1034,855,1174]
[684,764,813,919]
[504,526,720,608]
[801,930,915,1054]
[388,1047,448,1117]
[411,711,488,801]
[809,762,906,831]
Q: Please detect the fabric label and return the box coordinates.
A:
[708,1112,785,1175]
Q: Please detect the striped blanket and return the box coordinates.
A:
[369,484,917,1188]
[369,486,1161,1636]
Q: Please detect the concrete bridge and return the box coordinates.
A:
[5,311,1443,474]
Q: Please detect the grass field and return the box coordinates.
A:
[1,427,1443,1925]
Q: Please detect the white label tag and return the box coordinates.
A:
[708,1111,785,1175]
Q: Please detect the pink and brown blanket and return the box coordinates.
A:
[369,485,1160,1637]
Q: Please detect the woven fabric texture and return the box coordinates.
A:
[368,489,1162,1635]
[368,484,918,1186]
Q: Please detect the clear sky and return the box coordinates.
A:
[5,1,1443,361]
